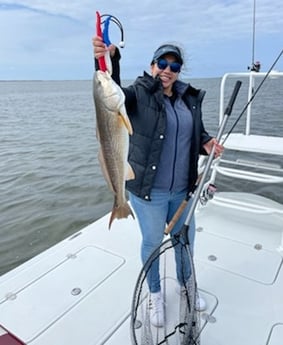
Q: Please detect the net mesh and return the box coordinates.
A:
[131,233,200,345]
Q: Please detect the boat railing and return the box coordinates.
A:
[219,71,283,134]
[213,165,283,184]
[207,72,283,185]
[210,195,283,215]
[197,71,283,225]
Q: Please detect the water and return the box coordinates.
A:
[1,77,282,275]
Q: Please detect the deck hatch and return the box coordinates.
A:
[195,232,282,284]
[0,246,124,342]
[267,324,283,344]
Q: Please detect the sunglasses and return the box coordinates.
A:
[156,59,182,73]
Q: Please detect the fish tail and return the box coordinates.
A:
[108,202,135,229]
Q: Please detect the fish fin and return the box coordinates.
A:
[108,201,135,229]
[98,149,115,193]
[118,106,133,135]
[126,163,135,180]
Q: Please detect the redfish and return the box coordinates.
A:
[93,70,135,229]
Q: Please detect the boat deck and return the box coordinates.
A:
[0,191,282,344]
[195,192,283,345]
[1,72,282,344]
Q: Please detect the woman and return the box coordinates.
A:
[93,37,223,327]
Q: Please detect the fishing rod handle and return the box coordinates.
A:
[224,80,242,116]
[164,199,188,235]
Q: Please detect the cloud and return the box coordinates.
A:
[0,0,282,80]
[0,2,94,79]
[0,1,92,20]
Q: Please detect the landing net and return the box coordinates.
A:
[130,231,200,345]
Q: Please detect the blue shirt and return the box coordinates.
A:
[153,93,193,192]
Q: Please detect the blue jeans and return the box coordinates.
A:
[129,189,195,293]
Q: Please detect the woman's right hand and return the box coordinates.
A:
[92,36,117,59]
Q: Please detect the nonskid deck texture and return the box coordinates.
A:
[194,192,283,345]
[194,71,283,345]
[0,72,282,344]
[1,194,281,345]
[0,215,142,345]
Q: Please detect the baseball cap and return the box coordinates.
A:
[152,44,183,65]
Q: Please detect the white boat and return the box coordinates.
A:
[269,70,281,79]
[0,71,282,345]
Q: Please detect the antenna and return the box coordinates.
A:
[251,0,256,67]
[248,0,260,72]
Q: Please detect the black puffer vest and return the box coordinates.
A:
[123,72,211,201]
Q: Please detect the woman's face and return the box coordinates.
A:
[151,54,181,95]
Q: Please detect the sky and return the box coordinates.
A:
[0,0,282,80]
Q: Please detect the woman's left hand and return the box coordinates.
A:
[203,138,224,158]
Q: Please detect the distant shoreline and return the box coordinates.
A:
[0,76,221,82]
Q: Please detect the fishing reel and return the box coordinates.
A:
[200,182,217,205]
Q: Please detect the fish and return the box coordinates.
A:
[93,69,135,229]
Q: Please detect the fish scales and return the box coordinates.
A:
[93,70,135,229]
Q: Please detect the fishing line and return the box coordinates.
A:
[130,82,241,345]
[222,48,283,145]
[165,49,283,234]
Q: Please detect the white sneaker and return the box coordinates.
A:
[195,295,207,312]
[149,291,164,327]
[175,284,207,312]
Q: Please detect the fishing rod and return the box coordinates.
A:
[181,81,241,233]
[164,80,242,235]
[164,48,282,234]
[131,82,242,345]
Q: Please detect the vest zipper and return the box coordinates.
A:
[169,106,179,191]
